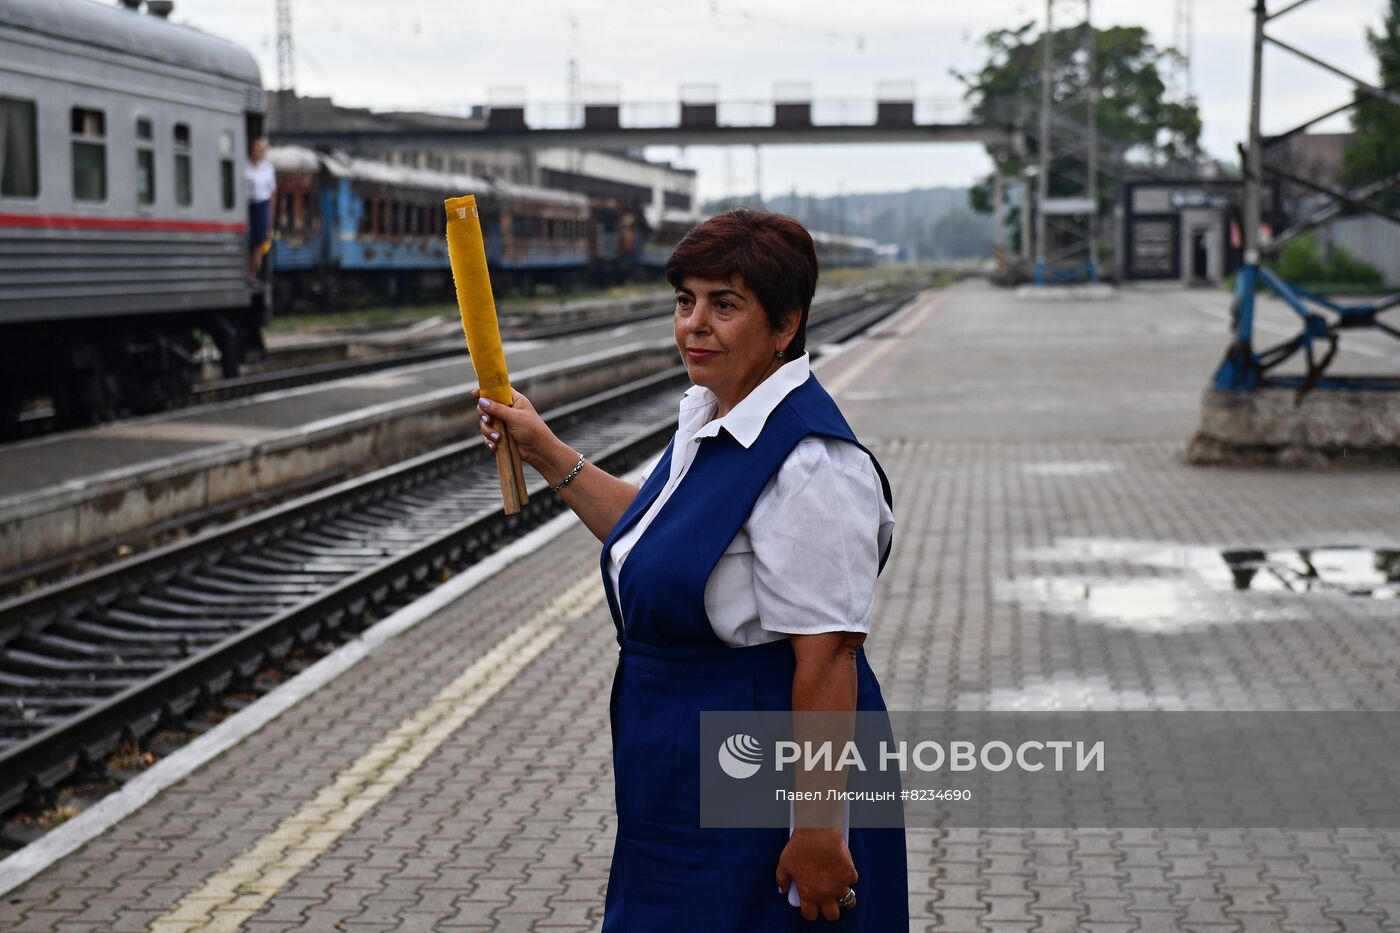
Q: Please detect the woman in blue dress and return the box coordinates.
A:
[471,209,908,929]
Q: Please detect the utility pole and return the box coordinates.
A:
[1034,0,1054,283]
[1085,0,1099,281]
[566,25,580,173]
[1033,0,1099,284]
[275,0,295,93]
[1172,0,1195,102]
[566,14,580,128]
[992,166,1007,269]
[1243,0,1265,270]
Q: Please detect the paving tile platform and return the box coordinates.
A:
[4,281,1400,931]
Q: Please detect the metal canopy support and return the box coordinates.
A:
[1032,0,1100,285]
[1212,0,1400,394]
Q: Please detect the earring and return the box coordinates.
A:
[776,349,786,358]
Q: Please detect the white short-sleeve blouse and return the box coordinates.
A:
[606,352,894,647]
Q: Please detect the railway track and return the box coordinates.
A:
[190,282,900,405]
[191,340,470,405]
[189,294,686,404]
[0,289,914,832]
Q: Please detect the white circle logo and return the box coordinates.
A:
[717,733,764,779]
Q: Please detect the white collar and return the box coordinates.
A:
[681,352,811,449]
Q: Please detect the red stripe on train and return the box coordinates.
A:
[0,213,247,234]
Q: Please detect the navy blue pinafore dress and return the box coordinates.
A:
[599,373,909,931]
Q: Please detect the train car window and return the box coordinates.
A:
[173,122,192,207]
[1,97,39,198]
[137,149,156,205]
[135,117,155,205]
[220,160,235,210]
[357,190,372,235]
[70,107,106,201]
[219,130,236,210]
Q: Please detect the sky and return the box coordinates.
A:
[169,0,1389,202]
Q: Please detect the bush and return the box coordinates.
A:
[1271,233,1384,287]
[1272,234,1328,283]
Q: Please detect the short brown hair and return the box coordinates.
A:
[665,208,817,357]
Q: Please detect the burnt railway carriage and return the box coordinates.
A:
[0,0,266,433]
[268,147,592,306]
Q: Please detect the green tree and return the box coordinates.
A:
[956,21,1203,228]
[1341,0,1400,209]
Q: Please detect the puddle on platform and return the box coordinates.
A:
[1007,540,1398,635]
[1218,548,1399,597]
[1022,539,1399,600]
[1022,461,1122,477]
[1015,577,1185,631]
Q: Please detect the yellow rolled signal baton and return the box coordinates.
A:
[444,194,528,514]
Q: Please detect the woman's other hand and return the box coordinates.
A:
[776,828,858,921]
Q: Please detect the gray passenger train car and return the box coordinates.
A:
[0,0,266,432]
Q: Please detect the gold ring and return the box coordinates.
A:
[838,887,856,909]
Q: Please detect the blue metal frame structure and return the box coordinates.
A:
[1215,264,1400,391]
[1211,0,1400,393]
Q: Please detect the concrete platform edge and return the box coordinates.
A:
[0,340,676,573]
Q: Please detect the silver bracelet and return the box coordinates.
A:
[551,453,586,493]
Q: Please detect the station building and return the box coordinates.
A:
[1116,179,1249,286]
[1115,135,1400,289]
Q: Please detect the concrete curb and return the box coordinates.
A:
[0,340,676,573]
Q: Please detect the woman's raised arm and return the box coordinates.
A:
[471,388,638,542]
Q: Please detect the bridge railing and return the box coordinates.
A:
[393,97,972,131]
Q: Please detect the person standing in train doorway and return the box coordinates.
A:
[246,137,275,281]
[470,209,909,929]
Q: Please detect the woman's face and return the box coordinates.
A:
[674,275,798,416]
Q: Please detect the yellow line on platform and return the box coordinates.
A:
[151,573,605,933]
[824,287,950,399]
